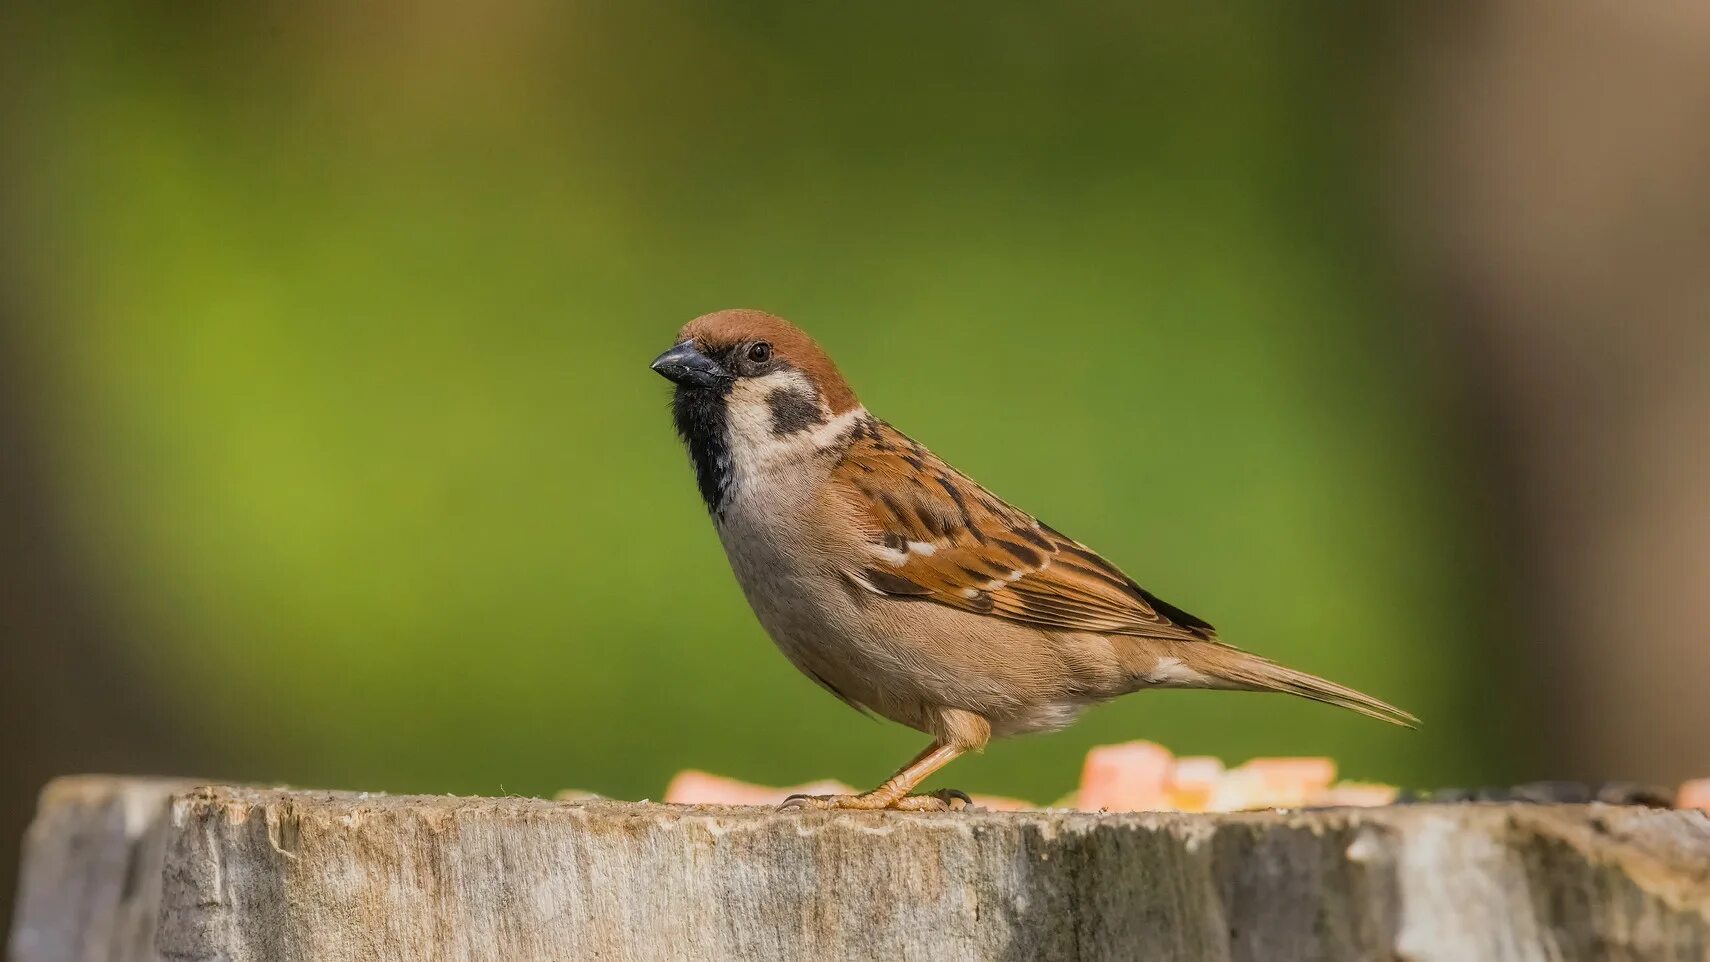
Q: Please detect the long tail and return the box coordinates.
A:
[1181,643,1420,728]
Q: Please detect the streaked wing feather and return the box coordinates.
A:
[834,420,1215,642]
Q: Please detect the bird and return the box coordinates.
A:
[650,309,1417,811]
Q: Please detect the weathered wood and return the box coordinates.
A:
[156,786,1709,961]
[7,776,193,962]
[11,778,1710,961]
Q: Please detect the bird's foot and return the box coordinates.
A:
[891,789,975,811]
[779,788,974,812]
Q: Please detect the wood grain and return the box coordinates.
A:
[12,778,1710,961]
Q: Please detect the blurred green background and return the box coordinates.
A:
[25,0,1710,929]
[5,2,1490,793]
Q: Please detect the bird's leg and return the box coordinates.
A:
[780,742,969,811]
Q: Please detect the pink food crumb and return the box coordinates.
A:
[1206,767,1269,812]
[1166,755,1226,812]
[1078,740,1174,812]
[1236,757,1337,806]
[1678,778,1710,812]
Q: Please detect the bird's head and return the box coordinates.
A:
[652,308,858,429]
[652,309,862,510]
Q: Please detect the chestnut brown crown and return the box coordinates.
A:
[677,309,860,413]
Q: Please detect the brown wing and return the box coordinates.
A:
[830,419,1215,642]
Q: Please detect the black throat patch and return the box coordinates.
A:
[765,386,826,437]
[672,385,733,514]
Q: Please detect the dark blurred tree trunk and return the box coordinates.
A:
[1392,0,1710,783]
[0,17,215,927]
[0,308,220,939]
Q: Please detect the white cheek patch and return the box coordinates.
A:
[723,374,811,460]
[723,367,865,477]
[809,406,867,448]
[737,368,816,397]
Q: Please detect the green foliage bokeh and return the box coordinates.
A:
[11,3,1502,802]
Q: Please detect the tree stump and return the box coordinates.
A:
[10,778,1710,961]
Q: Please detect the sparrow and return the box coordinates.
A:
[651,309,1416,811]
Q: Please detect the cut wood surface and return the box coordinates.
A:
[11,778,1710,962]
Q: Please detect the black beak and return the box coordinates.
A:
[650,341,731,390]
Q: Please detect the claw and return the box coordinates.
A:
[775,788,977,813]
[888,789,979,812]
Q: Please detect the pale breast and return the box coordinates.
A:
[715,482,894,712]
[715,482,1120,736]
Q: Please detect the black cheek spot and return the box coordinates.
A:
[766,387,827,437]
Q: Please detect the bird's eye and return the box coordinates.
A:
[747,341,773,364]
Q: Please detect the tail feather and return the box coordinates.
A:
[1188,644,1420,728]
